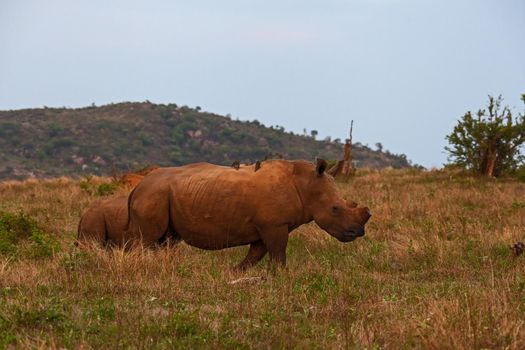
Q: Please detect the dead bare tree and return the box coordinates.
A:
[328,120,355,179]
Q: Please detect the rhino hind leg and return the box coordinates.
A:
[236,240,268,270]
[127,206,173,248]
[157,229,181,248]
[77,214,107,247]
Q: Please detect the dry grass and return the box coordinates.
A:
[1,169,525,349]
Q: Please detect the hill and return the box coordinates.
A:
[0,102,411,179]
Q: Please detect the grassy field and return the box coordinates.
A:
[0,169,524,349]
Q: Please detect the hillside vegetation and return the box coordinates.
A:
[0,169,524,348]
[0,102,411,179]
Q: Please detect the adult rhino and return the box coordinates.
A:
[127,159,371,269]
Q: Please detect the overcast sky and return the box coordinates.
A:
[1,0,524,167]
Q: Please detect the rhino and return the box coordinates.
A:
[77,195,130,247]
[127,159,371,269]
[77,195,174,247]
[78,166,168,247]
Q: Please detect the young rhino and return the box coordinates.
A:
[77,195,174,248]
[127,158,371,269]
[77,195,130,247]
[78,167,173,247]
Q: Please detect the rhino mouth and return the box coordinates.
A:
[337,227,365,242]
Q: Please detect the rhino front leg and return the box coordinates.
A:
[236,240,268,270]
[259,225,289,268]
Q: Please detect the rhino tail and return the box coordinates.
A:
[102,213,110,248]
[167,192,179,242]
[75,214,84,246]
[126,186,138,232]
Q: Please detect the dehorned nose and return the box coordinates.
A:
[346,200,358,208]
[355,226,365,237]
[362,207,371,222]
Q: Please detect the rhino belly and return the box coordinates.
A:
[174,221,260,250]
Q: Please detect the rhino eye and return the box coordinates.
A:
[331,206,341,214]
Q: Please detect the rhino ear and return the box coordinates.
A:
[315,158,327,176]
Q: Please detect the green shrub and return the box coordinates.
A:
[139,132,153,146]
[0,122,20,137]
[0,212,58,258]
[0,212,36,255]
[514,165,525,182]
[48,124,65,137]
[96,183,117,196]
[79,178,116,197]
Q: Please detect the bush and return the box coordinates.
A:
[514,165,525,182]
[96,183,117,196]
[445,94,525,177]
[138,132,153,146]
[0,212,58,258]
[48,124,65,137]
[44,138,76,156]
[0,122,20,138]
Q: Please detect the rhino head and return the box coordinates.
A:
[294,159,371,242]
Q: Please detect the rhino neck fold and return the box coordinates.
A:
[290,173,313,226]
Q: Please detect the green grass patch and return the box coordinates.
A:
[0,211,59,258]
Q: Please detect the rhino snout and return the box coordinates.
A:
[361,207,371,224]
[353,226,365,237]
[336,225,365,242]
